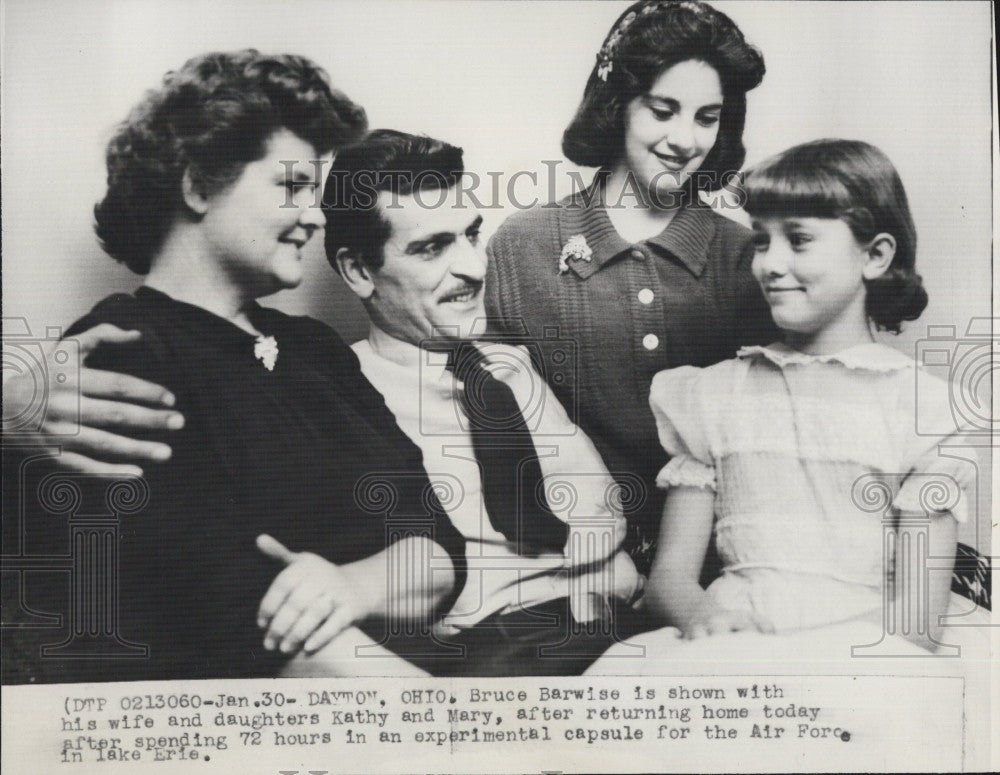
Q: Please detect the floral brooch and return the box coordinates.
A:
[254,335,279,371]
[558,234,593,274]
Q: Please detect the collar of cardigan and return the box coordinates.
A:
[557,178,717,280]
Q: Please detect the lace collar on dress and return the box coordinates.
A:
[736,341,914,372]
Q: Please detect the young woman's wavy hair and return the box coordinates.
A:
[94,49,367,274]
[743,139,927,333]
[562,0,765,192]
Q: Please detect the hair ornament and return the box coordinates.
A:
[595,1,703,81]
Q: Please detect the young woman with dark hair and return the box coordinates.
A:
[486,1,776,575]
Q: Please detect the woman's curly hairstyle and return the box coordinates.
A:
[743,139,927,334]
[562,0,765,193]
[94,49,367,274]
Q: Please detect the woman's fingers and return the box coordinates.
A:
[279,603,338,654]
[257,574,294,629]
[257,553,307,630]
[81,367,176,408]
[264,584,330,651]
[262,598,302,651]
[256,552,355,654]
[43,450,145,479]
[256,534,298,566]
[303,607,356,655]
[5,327,181,471]
[74,323,142,356]
[78,395,184,433]
[58,425,173,464]
[73,326,176,407]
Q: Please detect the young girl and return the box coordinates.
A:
[589,139,977,669]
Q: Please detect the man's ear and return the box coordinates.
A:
[181,168,210,215]
[862,232,896,280]
[334,247,376,300]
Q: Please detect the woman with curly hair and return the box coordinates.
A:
[26,50,466,682]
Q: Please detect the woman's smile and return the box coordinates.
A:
[619,59,723,202]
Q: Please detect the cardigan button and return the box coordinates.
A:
[642,334,659,351]
[637,288,654,305]
[630,248,645,260]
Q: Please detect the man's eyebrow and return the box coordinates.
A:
[278,167,318,182]
[404,215,484,254]
[404,231,457,254]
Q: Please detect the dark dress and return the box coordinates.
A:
[2,287,465,682]
[486,191,778,575]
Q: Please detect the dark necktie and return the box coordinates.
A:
[445,343,568,554]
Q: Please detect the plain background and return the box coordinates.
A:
[1,0,994,548]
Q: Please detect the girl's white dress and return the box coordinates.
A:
[587,342,987,671]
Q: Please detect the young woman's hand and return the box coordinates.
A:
[3,324,182,477]
[679,606,774,640]
[256,534,378,657]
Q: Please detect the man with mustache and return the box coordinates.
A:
[5,129,642,677]
[314,130,642,675]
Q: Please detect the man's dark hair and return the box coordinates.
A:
[323,129,464,270]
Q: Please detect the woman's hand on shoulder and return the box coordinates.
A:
[3,324,182,477]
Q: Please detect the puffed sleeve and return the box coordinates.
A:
[893,372,976,523]
[648,366,716,491]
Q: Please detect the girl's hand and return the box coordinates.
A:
[680,607,775,640]
[256,534,377,656]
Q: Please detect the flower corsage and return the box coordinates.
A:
[254,335,279,371]
[559,234,593,274]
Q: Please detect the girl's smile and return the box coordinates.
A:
[751,216,885,354]
[618,58,723,203]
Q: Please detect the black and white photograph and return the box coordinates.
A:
[1,1,995,772]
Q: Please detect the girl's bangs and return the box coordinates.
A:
[743,164,854,220]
